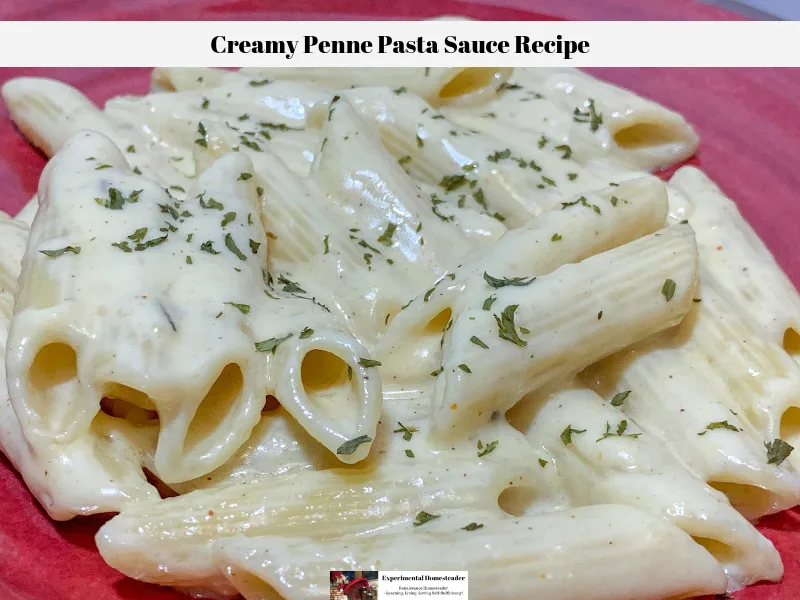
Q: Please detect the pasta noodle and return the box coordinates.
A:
[443,67,698,172]
[344,86,607,226]
[669,166,800,344]
[96,458,521,594]
[239,67,514,107]
[213,505,728,600]
[516,385,782,589]
[377,177,668,386]
[431,222,697,439]
[0,210,159,519]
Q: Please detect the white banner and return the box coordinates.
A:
[0,21,799,67]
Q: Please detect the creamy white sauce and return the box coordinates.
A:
[0,67,798,600]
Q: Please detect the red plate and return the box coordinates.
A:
[0,2,798,600]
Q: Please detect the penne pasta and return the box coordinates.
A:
[96,458,521,593]
[669,166,800,345]
[6,131,269,480]
[107,79,327,175]
[2,77,120,157]
[239,67,514,108]
[313,98,472,268]
[517,386,782,590]
[0,211,28,319]
[0,211,159,520]
[431,222,698,439]
[255,149,417,345]
[151,67,231,92]
[344,86,607,227]
[377,177,669,384]
[2,67,798,600]
[5,131,382,484]
[1,77,197,191]
[582,315,800,519]
[14,196,39,227]
[444,67,698,172]
[213,505,727,600]
[680,281,800,473]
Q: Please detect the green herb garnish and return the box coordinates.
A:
[477,439,497,457]
[225,234,247,260]
[199,195,224,210]
[224,302,250,314]
[610,390,631,407]
[561,196,601,215]
[158,203,180,220]
[560,425,586,445]
[127,228,148,242]
[495,305,527,347]
[394,422,419,441]
[413,511,440,527]
[111,242,132,253]
[697,420,740,436]
[135,235,167,251]
[195,122,208,147]
[39,245,81,258]
[277,275,305,293]
[483,272,535,289]
[358,358,382,368]
[765,438,794,465]
[555,144,572,159]
[239,137,261,152]
[573,98,603,132]
[597,420,641,442]
[470,336,489,349]
[254,333,293,354]
[487,149,511,163]
[662,279,676,302]
[377,223,397,246]
[200,240,220,254]
[95,188,141,210]
[337,435,372,455]
[439,174,468,192]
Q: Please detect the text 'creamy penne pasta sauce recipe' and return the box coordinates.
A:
[1,66,799,600]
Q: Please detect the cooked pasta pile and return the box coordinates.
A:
[1,66,799,600]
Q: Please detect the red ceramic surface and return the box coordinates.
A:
[0,2,798,600]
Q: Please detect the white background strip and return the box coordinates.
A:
[1,21,799,67]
